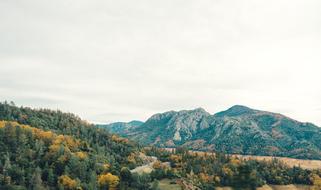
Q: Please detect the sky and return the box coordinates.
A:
[0,0,321,125]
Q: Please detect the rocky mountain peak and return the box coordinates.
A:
[215,105,255,117]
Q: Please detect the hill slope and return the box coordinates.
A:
[104,105,321,160]
[97,120,143,134]
[0,102,143,189]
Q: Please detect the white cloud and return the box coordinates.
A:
[0,0,321,126]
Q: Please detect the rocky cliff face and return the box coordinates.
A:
[101,105,321,160]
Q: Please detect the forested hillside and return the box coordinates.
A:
[0,102,144,189]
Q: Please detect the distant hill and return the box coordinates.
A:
[97,120,143,134]
[104,105,321,160]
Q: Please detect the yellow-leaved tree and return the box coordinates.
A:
[97,173,119,190]
[310,173,321,190]
[58,175,78,190]
[75,151,88,160]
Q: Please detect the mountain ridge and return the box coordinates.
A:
[99,105,321,160]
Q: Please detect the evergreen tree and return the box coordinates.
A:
[151,180,160,190]
[47,168,55,186]
[88,171,97,190]
[31,167,46,190]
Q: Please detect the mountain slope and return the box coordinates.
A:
[97,120,143,134]
[0,102,143,189]
[107,105,321,160]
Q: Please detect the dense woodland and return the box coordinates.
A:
[0,102,320,190]
[0,102,144,189]
[145,147,321,189]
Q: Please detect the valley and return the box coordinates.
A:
[162,148,321,170]
[129,150,319,190]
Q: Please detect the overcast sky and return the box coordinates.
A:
[1,0,321,125]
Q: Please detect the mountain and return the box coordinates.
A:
[107,105,321,160]
[97,120,144,134]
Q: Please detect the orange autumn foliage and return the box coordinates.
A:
[53,135,80,151]
[152,161,162,169]
[0,121,29,129]
[111,134,129,144]
[35,130,55,143]
[229,157,241,166]
[97,173,119,190]
[170,154,182,163]
[214,175,221,183]
[75,151,87,160]
[58,175,78,190]
[102,163,110,170]
[0,121,88,163]
[0,121,79,148]
[127,153,137,164]
[0,121,7,128]
[222,165,234,176]
[199,173,212,183]
[310,173,321,190]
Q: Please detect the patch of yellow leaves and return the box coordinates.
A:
[97,173,119,190]
[310,173,321,190]
[127,153,137,164]
[111,134,129,144]
[75,151,87,160]
[170,154,182,163]
[103,163,110,170]
[0,120,88,163]
[222,165,234,176]
[58,175,79,190]
[229,157,241,166]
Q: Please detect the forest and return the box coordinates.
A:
[0,102,320,190]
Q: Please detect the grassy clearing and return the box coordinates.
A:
[216,184,311,190]
[263,184,311,190]
[234,155,321,170]
[158,179,182,190]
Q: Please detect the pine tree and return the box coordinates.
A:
[31,167,46,190]
[47,168,55,186]
[88,171,97,190]
[151,180,160,190]
[3,152,12,185]
[3,152,11,176]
